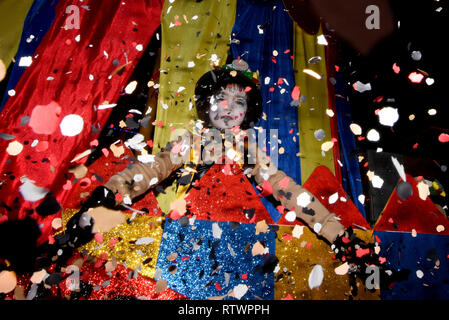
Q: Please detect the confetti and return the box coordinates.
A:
[328,192,338,204]
[252,241,266,256]
[255,220,270,235]
[60,114,84,137]
[308,265,324,290]
[18,56,33,67]
[438,133,449,143]
[285,211,296,222]
[0,271,17,294]
[232,284,248,300]
[303,69,322,80]
[6,141,23,156]
[436,225,445,233]
[125,81,138,94]
[334,262,349,275]
[417,180,430,200]
[317,34,328,45]
[349,123,362,135]
[321,141,334,152]
[297,192,311,207]
[19,178,48,202]
[408,72,424,83]
[378,107,399,127]
[367,129,380,142]
[87,207,126,233]
[353,81,371,92]
[416,270,424,279]
[292,225,304,239]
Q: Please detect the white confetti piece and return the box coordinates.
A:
[313,223,322,233]
[378,107,399,127]
[135,237,155,245]
[232,284,248,300]
[19,178,48,202]
[297,192,311,207]
[60,114,84,137]
[75,35,80,42]
[7,89,16,96]
[391,156,406,182]
[285,211,296,222]
[308,264,324,289]
[149,177,159,186]
[425,78,434,86]
[6,141,23,156]
[416,270,424,278]
[436,225,445,233]
[353,81,371,93]
[136,44,143,51]
[138,154,156,164]
[187,61,195,68]
[367,129,380,142]
[134,174,144,182]
[328,192,339,204]
[212,222,222,239]
[292,225,304,239]
[125,81,138,94]
[372,175,384,188]
[317,34,328,45]
[358,194,366,205]
[18,56,33,67]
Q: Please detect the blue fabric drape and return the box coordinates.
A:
[0,0,58,111]
[231,0,300,223]
[335,68,367,218]
[375,231,449,299]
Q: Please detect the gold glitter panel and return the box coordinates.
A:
[61,209,163,279]
[274,226,380,300]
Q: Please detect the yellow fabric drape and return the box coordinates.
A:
[274,226,379,300]
[153,0,237,213]
[0,0,34,80]
[294,25,335,184]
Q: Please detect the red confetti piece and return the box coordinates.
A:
[170,210,183,220]
[115,193,123,203]
[358,136,365,141]
[289,128,294,134]
[147,140,154,148]
[94,233,103,244]
[48,235,55,245]
[375,235,381,243]
[284,49,290,54]
[356,248,370,258]
[244,86,252,92]
[258,180,273,198]
[291,86,300,100]
[277,78,284,85]
[335,65,340,72]
[174,20,182,26]
[271,56,277,64]
[157,121,164,127]
[278,177,290,189]
[413,143,418,149]
[269,87,275,92]
[392,63,400,74]
[379,257,386,264]
[215,282,222,291]
[438,133,449,143]
[283,233,293,242]
[109,238,118,246]
[276,205,285,214]
[62,180,73,191]
[306,242,312,250]
[102,148,109,157]
[373,96,384,103]
[241,274,248,280]
[90,139,99,147]
[36,141,49,152]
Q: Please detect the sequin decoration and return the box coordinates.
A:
[61,209,163,279]
[155,219,276,300]
[274,226,380,300]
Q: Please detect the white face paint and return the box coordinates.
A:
[208,84,248,130]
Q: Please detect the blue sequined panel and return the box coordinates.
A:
[155,218,277,300]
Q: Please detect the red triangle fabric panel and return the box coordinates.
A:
[375,174,449,235]
[185,163,275,224]
[276,165,371,230]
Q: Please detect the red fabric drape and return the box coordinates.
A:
[0,0,163,245]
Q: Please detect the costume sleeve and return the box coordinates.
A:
[251,161,346,243]
[105,141,185,206]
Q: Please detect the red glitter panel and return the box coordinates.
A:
[277,165,371,229]
[374,174,449,235]
[185,163,274,224]
[59,262,188,300]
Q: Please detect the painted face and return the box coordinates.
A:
[208,84,248,129]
